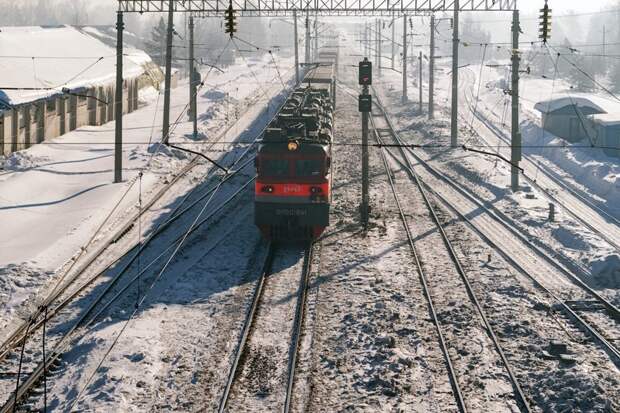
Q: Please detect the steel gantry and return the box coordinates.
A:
[118,0,516,16]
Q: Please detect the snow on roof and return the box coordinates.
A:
[0,26,148,107]
[534,96,606,114]
[591,112,620,126]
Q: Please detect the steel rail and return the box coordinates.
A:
[1,175,257,413]
[217,243,275,413]
[374,90,620,322]
[284,243,314,413]
[0,161,254,366]
[2,68,296,411]
[461,76,620,253]
[0,94,255,360]
[372,92,620,366]
[0,76,293,365]
[371,101,531,412]
[370,114,468,413]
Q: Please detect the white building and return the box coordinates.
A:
[0,26,163,156]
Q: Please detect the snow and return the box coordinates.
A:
[533,96,606,114]
[0,52,294,344]
[0,26,145,106]
[464,65,620,215]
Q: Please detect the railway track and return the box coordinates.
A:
[371,91,620,368]
[218,243,315,413]
[370,101,530,412]
[0,81,297,411]
[0,171,257,412]
[461,69,620,253]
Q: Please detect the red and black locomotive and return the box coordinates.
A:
[255,64,335,240]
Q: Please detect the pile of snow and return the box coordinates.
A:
[0,151,50,171]
[520,122,620,207]
[590,254,620,288]
[0,263,53,337]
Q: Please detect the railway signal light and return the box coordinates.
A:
[359,94,372,112]
[539,0,551,44]
[359,58,372,85]
[224,2,236,37]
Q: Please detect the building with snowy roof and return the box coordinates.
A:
[591,113,620,158]
[534,96,620,158]
[0,26,163,156]
[534,97,605,143]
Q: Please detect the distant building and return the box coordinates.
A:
[534,96,620,158]
[534,97,605,143]
[591,114,620,158]
[0,26,163,157]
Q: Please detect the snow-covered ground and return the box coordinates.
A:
[466,63,620,215]
[375,56,619,299]
[0,52,294,338]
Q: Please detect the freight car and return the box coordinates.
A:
[254,63,336,240]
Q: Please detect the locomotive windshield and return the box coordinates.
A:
[262,159,289,177]
[295,159,322,177]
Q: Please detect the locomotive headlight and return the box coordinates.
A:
[261,185,274,193]
[310,186,323,194]
[287,141,299,151]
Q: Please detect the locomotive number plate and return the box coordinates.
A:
[276,209,307,216]
[283,184,302,194]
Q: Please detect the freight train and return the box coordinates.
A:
[254,60,336,240]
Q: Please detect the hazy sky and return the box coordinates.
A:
[516,0,613,13]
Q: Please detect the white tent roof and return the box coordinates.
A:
[0,26,147,107]
[534,96,606,114]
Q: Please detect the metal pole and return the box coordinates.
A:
[391,15,395,70]
[294,10,299,84]
[366,22,370,57]
[361,84,369,227]
[162,2,174,143]
[402,14,407,103]
[376,19,381,77]
[429,14,435,119]
[419,51,423,112]
[189,16,197,139]
[511,10,521,191]
[114,11,124,183]
[305,11,310,63]
[450,0,459,148]
[313,14,318,61]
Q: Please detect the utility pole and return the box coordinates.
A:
[603,25,606,57]
[359,59,372,228]
[377,19,382,77]
[294,10,299,84]
[391,15,395,70]
[511,10,521,191]
[450,0,459,148]
[305,10,310,63]
[162,1,174,143]
[188,16,197,139]
[429,14,435,119]
[419,51,423,112]
[114,11,124,183]
[402,14,407,103]
[313,14,318,61]
[366,22,370,57]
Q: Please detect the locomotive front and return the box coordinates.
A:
[255,82,333,240]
